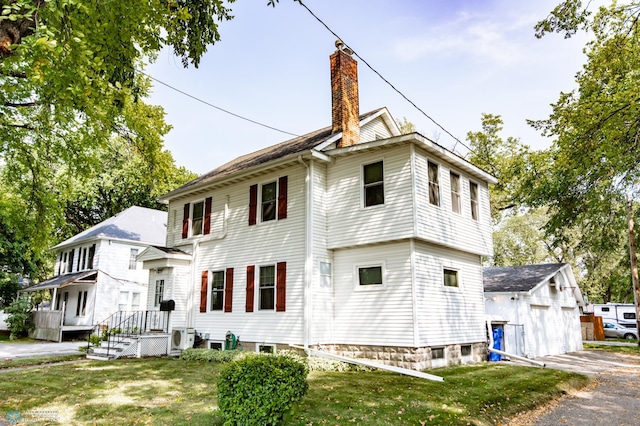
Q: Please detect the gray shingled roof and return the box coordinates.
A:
[21,270,98,292]
[54,206,167,248]
[163,108,385,198]
[483,263,567,293]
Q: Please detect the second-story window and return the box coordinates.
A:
[428,161,440,206]
[450,172,461,214]
[192,201,204,236]
[261,182,277,222]
[129,248,138,270]
[363,161,384,207]
[470,182,479,221]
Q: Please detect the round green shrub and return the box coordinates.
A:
[217,354,309,425]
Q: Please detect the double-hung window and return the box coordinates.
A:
[261,182,277,222]
[259,265,276,310]
[469,182,479,221]
[192,201,205,236]
[210,271,225,311]
[428,161,440,206]
[450,172,461,214]
[129,248,138,270]
[363,161,384,207]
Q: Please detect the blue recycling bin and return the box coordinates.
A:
[489,327,503,361]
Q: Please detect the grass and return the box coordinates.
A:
[0,354,86,370]
[584,342,640,355]
[0,357,589,425]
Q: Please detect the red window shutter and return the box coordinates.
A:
[245,265,255,312]
[224,268,234,313]
[200,271,208,313]
[276,262,286,312]
[249,184,258,226]
[278,176,288,220]
[182,203,190,239]
[203,197,212,235]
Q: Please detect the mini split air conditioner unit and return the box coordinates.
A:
[171,328,195,350]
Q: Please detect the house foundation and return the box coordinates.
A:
[231,341,488,370]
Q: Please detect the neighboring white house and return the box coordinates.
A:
[139,44,497,370]
[22,206,167,341]
[484,263,585,359]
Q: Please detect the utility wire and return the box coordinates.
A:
[137,69,301,138]
[295,0,473,155]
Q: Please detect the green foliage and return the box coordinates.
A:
[217,354,309,425]
[0,272,21,308]
[179,348,244,363]
[4,293,34,339]
[0,0,229,282]
[527,0,640,302]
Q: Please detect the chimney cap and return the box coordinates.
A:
[335,39,354,55]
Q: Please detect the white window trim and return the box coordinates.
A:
[318,260,333,291]
[450,171,462,215]
[257,263,277,311]
[442,266,462,292]
[256,343,276,353]
[154,277,166,308]
[190,199,206,237]
[209,270,226,312]
[354,261,386,291]
[361,158,385,210]
[427,160,441,208]
[469,180,480,221]
[257,178,280,224]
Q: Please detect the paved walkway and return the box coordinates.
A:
[0,341,85,359]
[508,350,640,425]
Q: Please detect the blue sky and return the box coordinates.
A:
[147,0,589,174]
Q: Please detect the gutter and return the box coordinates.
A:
[486,319,545,368]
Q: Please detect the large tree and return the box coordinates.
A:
[0,0,233,283]
[529,0,640,302]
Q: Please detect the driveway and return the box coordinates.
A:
[507,350,640,425]
[0,341,85,359]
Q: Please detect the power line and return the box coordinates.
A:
[137,69,301,138]
[295,0,473,155]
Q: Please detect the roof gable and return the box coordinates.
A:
[54,206,167,249]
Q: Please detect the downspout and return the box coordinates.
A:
[486,319,545,367]
[298,155,312,349]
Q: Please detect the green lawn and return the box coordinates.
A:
[583,342,640,355]
[0,357,589,425]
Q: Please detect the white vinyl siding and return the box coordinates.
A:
[360,116,394,142]
[414,147,493,256]
[327,145,414,249]
[413,241,486,346]
[188,165,306,344]
[332,242,415,346]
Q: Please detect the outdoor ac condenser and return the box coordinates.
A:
[171,328,195,350]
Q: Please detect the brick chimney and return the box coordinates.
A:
[330,40,360,148]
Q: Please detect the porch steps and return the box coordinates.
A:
[86,336,136,361]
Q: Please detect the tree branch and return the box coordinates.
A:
[0,70,27,78]
[4,102,37,108]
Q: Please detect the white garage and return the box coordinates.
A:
[484,263,585,359]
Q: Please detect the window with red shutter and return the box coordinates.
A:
[200,271,208,313]
[182,203,190,239]
[225,268,234,312]
[245,265,255,312]
[277,176,288,220]
[249,185,258,226]
[276,262,286,312]
[203,197,212,235]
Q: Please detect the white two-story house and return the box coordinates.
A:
[23,206,167,341]
[139,45,497,369]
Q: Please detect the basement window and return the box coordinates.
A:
[258,344,275,354]
[461,345,472,357]
[209,342,223,350]
[432,347,445,359]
